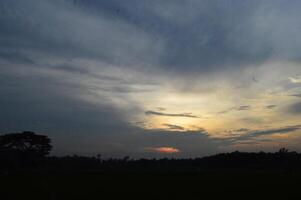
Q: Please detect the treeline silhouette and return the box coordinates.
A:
[2,131,301,199]
[1,131,301,172]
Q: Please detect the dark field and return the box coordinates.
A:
[2,163,301,199]
[2,133,301,199]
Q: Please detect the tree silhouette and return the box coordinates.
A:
[278,148,289,154]
[0,131,52,157]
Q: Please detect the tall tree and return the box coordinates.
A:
[0,131,52,157]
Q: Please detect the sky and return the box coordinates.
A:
[1,0,301,158]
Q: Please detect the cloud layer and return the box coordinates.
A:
[1,0,301,157]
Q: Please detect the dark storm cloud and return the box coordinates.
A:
[145,111,200,118]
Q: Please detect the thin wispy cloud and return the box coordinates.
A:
[289,94,301,98]
[145,111,200,118]
[289,76,301,83]
[225,128,250,134]
[226,125,301,143]
[238,106,251,111]
[266,105,277,109]
[218,106,251,114]
[163,124,185,131]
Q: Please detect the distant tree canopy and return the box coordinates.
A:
[0,131,52,157]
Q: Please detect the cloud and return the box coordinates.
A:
[0,0,163,68]
[225,128,250,134]
[217,107,236,114]
[0,64,220,157]
[145,147,181,154]
[156,107,166,111]
[218,106,252,114]
[289,77,301,83]
[163,124,185,131]
[266,105,277,109]
[241,117,263,124]
[249,125,301,137]
[3,0,301,76]
[238,106,251,111]
[218,110,230,114]
[287,101,301,114]
[1,0,301,157]
[145,111,200,118]
[227,125,301,142]
[0,68,130,134]
[289,94,301,98]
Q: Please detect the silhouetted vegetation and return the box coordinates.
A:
[1,131,301,199]
[0,131,52,170]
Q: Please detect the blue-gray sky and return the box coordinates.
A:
[1,0,301,158]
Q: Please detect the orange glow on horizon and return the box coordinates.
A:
[145,147,181,154]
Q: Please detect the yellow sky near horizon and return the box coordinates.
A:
[124,62,301,143]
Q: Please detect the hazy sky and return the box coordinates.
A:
[1,0,301,158]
